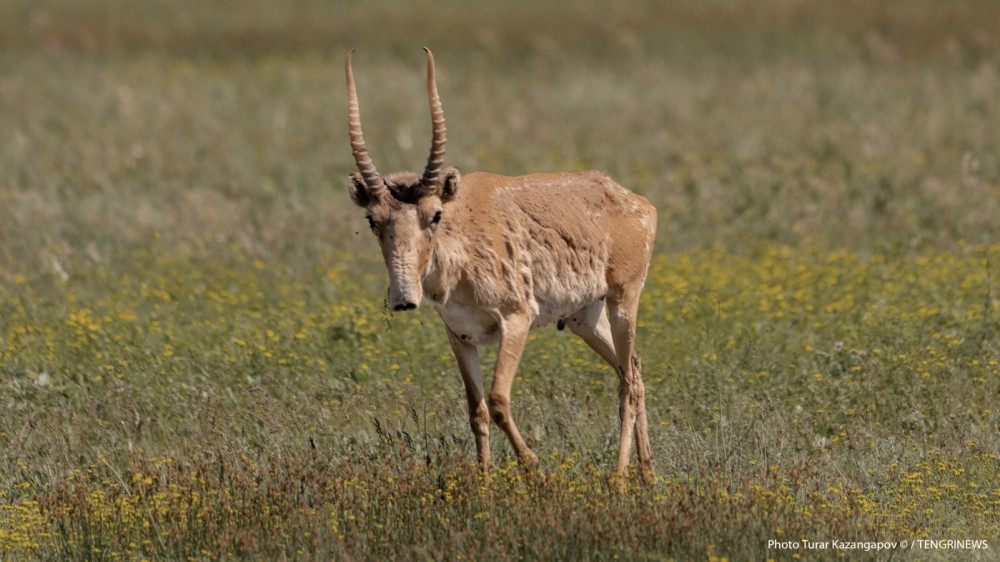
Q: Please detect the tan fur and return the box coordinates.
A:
[346,50,656,475]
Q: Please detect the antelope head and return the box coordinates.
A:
[346,48,460,311]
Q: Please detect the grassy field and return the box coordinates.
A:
[2,0,999,559]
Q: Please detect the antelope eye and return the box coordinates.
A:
[431,210,442,225]
[365,215,376,230]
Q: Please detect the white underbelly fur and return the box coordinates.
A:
[428,299,501,346]
[428,291,602,346]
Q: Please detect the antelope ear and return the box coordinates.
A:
[441,167,461,202]
[348,172,370,207]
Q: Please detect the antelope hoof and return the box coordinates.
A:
[609,471,628,495]
[519,451,540,470]
[638,464,656,485]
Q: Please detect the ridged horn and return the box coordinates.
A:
[345,49,387,194]
[420,47,447,189]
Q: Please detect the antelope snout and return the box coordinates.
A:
[388,284,422,312]
[386,252,424,312]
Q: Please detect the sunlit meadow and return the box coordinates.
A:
[3,0,1000,560]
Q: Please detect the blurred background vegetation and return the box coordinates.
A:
[2,0,999,279]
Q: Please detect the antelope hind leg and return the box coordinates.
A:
[607,286,653,476]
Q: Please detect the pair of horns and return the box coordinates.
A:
[346,48,447,194]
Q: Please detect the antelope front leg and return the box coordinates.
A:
[445,327,491,470]
[488,310,538,467]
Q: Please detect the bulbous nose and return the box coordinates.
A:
[393,302,418,311]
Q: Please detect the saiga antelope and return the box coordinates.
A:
[345,49,657,476]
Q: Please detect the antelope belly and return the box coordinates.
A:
[431,301,501,346]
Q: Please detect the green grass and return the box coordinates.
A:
[2,0,1000,559]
